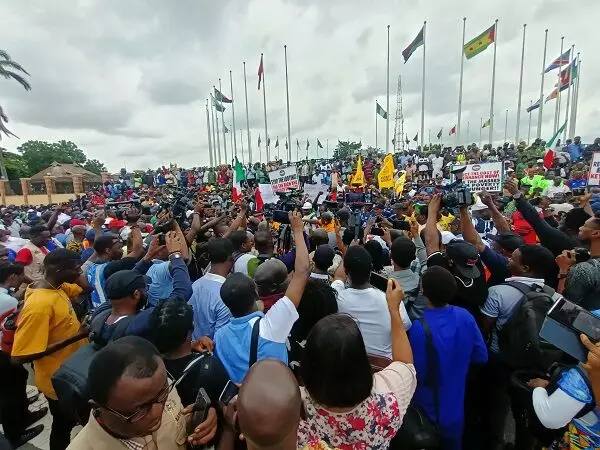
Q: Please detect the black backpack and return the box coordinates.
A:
[51,308,133,424]
[498,282,565,371]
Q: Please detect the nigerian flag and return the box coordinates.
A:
[376,102,388,119]
[232,158,246,202]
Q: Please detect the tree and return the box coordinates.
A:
[0,148,28,179]
[17,140,87,175]
[0,50,31,141]
[333,140,362,160]
[83,158,106,175]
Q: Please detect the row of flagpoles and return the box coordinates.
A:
[374,19,581,151]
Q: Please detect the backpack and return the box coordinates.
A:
[0,304,21,354]
[51,308,132,424]
[87,262,109,308]
[498,282,565,371]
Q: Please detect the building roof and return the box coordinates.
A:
[29,162,102,183]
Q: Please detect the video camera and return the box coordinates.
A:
[155,187,195,233]
[441,166,473,208]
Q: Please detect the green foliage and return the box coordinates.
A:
[0,149,29,179]
[83,158,106,175]
[333,140,362,159]
[0,50,31,140]
[17,140,88,175]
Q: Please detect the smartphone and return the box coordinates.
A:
[370,272,389,292]
[539,298,600,362]
[186,388,211,434]
[219,380,239,405]
[158,234,166,245]
[272,210,290,224]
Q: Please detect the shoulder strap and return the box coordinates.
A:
[90,308,112,335]
[110,316,133,341]
[249,318,262,368]
[421,317,440,425]
[505,281,535,296]
[170,354,206,389]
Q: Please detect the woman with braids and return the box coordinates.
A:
[147,298,230,407]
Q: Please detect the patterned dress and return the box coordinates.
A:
[297,362,416,450]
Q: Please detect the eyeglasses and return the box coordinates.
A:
[100,381,172,423]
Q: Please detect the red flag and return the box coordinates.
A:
[258,55,264,90]
[543,149,555,170]
[449,125,457,136]
[255,186,264,212]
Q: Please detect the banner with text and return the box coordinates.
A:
[268,165,300,192]
[450,162,504,193]
[588,152,600,186]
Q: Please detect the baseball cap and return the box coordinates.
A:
[445,240,481,279]
[302,202,312,210]
[108,219,127,229]
[486,231,524,253]
[105,270,150,299]
[313,245,335,270]
[254,259,289,288]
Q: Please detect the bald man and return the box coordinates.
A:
[238,360,302,450]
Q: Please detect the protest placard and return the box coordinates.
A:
[268,165,300,192]
[302,183,328,204]
[588,152,600,187]
[451,162,504,193]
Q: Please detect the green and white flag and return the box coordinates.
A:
[232,158,246,201]
[376,102,388,119]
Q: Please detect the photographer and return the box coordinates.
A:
[556,214,600,310]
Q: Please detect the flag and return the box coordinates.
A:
[543,149,555,170]
[546,122,567,148]
[352,156,365,187]
[378,154,395,189]
[527,100,541,113]
[275,137,279,148]
[267,137,271,147]
[545,49,571,73]
[223,124,229,133]
[555,61,578,88]
[258,55,264,90]
[232,158,246,202]
[376,102,388,119]
[464,24,496,60]
[285,140,288,150]
[402,26,424,63]
[296,138,300,150]
[317,139,323,148]
[405,137,410,145]
[482,118,491,128]
[545,82,570,103]
[258,134,262,147]
[449,125,457,136]
[436,128,442,139]
[212,95,226,112]
[306,139,310,150]
[214,87,232,103]
[394,171,407,194]
[255,186,264,213]
[412,133,418,142]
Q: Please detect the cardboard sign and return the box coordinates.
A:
[303,183,328,204]
[257,183,279,204]
[588,152,600,187]
[451,162,504,193]
[268,165,300,192]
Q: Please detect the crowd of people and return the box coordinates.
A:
[0,136,599,450]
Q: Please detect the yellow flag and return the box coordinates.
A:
[352,156,365,187]
[378,154,395,189]
[394,171,407,194]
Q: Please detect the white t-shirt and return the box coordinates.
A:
[331,280,412,359]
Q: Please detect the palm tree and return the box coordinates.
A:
[0,50,31,179]
[0,50,31,139]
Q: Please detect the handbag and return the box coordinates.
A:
[392,317,442,450]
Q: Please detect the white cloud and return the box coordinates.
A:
[0,0,598,172]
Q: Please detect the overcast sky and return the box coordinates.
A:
[1,0,598,171]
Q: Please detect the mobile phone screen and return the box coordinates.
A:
[370,272,388,292]
[219,380,239,405]
[548,298,600,342]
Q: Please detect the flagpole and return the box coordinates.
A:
[466,120,470,143]
[553,37,564,134]
[385,25,391,154]
[527,100,532,144]
[457,17,466,144]
[479,117,483,149]
[489,19,498,146]
[563,45,575,142]
[420,21,427,151]
[211,99,219,165]
[515,24,526,143]
[284,45,292,163]
[375,101,378,151]
[569,53,581,139]
[213,92,222,165]
[536,29,548,139]
[504,109,508,143]
[229,71,238,160]
[260,54,270,163]
[243,62,252,165]
[205,99,214,167]
[428,129,431,150]
[219,78,228,164]
[327,139,329,159]
[240,129,245,165]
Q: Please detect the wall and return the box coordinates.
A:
[3,193,76,206]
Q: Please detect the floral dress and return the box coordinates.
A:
[297,362,416,450]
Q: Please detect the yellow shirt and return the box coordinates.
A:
[12,283,87,399]
[438,213,456,232]
[319,220,336,233]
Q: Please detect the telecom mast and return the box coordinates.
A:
[393,74,405,152]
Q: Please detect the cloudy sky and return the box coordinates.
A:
[1,0,598,171]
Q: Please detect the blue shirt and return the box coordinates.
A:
[567,142,582,161]
[480,246,510,287]
[214,296,299,383]
[189,272,231,340]
[408,307,487,439]
[146,260,173,306]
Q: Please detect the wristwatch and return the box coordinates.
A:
[169,252,182,260]
[512,192,523,199]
